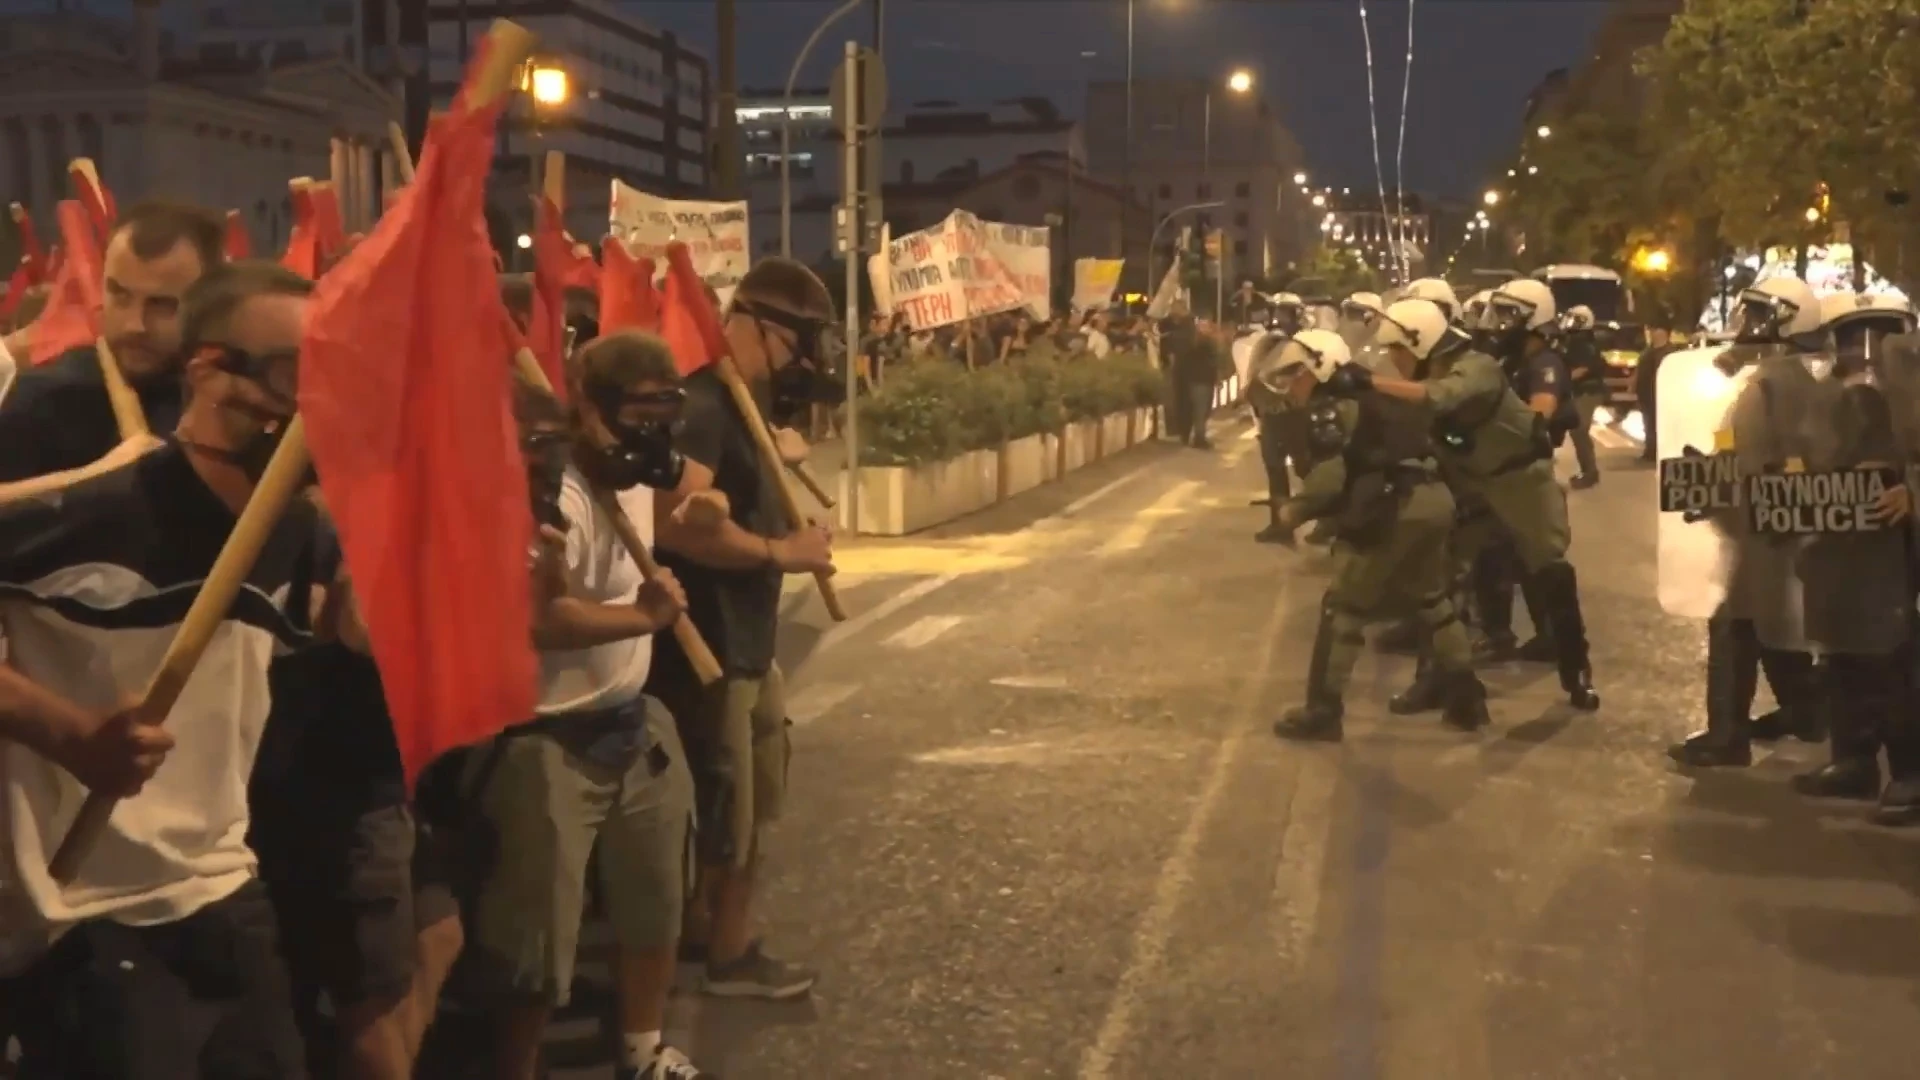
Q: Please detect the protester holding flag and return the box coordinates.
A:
[465,332,712,1080]
[0,201,224,482]
[0,259,333,1077]
[649,256,838,1001]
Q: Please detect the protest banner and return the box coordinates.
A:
[980,220,1050,320]
[609,180,749,307]
[1073,258,1124,313]
[869,222,894,317]
[879,210,1027,331]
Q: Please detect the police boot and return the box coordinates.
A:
[1439,669,1491,731]
[1793,661,1882,801]
[1375,618,1422,656]
[1254,510,1296,547]
[1670,615,1758,767]
[1470,571,1519,663]
[1534,562,1599,710]
[1388,650,1444,714]
[1873,694,1920,826]
[1304,520,1336,546]
[1276,602,1344,742]
[1514,573,1558,663]
[1749,648,1823,743]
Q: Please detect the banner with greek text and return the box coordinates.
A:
[1072,258,1124,313]
[877,210,1028,331]
[980,220,1050,320]
[608,180,749,307]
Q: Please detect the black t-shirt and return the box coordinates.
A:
[1517,347,1579,434]
[253,520,405,817]
[0,346,184,483]
[653,367,788,680]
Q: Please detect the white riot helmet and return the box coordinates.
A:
[1462,289,1494,327]
[1822,292,1918,368]
[1373,298,1455,362]
[1488,278,1558,334]
[1271,328,1352,383]
[1733,274,1821,342]
[1404,278,1459,323]
[1561,304,1596,331]
[1269,291,1307,333]
[1342,290,1384,322]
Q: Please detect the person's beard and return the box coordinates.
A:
[105,333,177,385]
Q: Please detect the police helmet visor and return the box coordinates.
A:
[1732,289,1799,341]
[1834,315,1915,362]
[1488,297,1534,333]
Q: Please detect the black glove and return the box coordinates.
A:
[1322,362,1374,397]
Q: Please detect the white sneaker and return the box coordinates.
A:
[636,1044,713,1080]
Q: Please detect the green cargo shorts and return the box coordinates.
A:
[659,665,793,868]
[465,696,694,1006]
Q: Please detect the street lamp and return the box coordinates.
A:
[1642,249,1671,274]
[780,0,868,258]
[1293,171,1307,185]
[1536,125,1551,139]
[1227,69,1253,93]
[516,233,533,249]
[1203,68,1254,182]
[524,63,571,106]
[1483,190,1500,206]
[1311,193,1326,208]
[1527,165,1539,176]
[1804,206,1822,223]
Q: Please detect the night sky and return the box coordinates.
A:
[0,0,1614,197]
[637,0,1615,198]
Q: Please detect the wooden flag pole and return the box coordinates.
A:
[48,17,545,888]
[68,158,146,440]
[715,358,847,620]
[48,421,314,883]
[387,121,416,185]
[513,346,724,684]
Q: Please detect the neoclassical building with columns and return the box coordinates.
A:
[0,9,401,256]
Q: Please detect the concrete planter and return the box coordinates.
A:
[999,433,1051,498]
[849,411,1153,535]
[843,448,999,537]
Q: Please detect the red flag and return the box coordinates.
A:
[4,205,50,321]
[527,196,570,398]
[29,202,104,365]
[561,239,601,294]
[223,211,251,260]
[598,239,657,333]
[661,242,726,376]
[299,43,537,789]
[282,184,318,276]
[68,163,114,243]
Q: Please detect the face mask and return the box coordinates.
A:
[581,380,688,491]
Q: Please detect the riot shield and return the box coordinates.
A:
[1240,331,1292,415]
[1655,344,1809,650]
[1786,334,1920,655]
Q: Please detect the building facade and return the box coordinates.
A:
[0,7,401,255]
[741,93,1089,267]
[1082,77,1312,290]
[423,0,711,241]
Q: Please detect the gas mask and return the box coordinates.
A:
[581,379,686,491]
[1485,302,1534,358]
[186,344,312,485]
[740,301,845,425]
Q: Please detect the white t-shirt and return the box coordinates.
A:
[535,468,656,715]
[1085,328,1112,358]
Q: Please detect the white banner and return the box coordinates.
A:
[876,210,1027,331]
[608,180,749,308]
[868,222,893,317]
[981,220,1050,321]
[1073,258,1124,313]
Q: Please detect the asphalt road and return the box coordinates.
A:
[507,415,1920,1079]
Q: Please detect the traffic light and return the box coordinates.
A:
[1180,246,1206,289]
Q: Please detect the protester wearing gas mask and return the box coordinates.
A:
[465,330,715,1080]
[649,256,838,1004]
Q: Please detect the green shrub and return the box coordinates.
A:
[856,348,1157,466]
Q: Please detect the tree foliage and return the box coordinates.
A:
[1295,243,1382,297]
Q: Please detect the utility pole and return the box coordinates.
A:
[714,0,740,198]
[873,0,884,54]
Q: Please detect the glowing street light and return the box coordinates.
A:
[1536,125,1552,138]
[1311,193,1326,207]
[1804,205,1822,223]
[1527,165,1539,176]
[1483,190,1501,206]
[516,233,533,249]
[1293,171,1307,185]
[1641,248,1671,273]
[524,62,571,106]
[1227,69,1254,94]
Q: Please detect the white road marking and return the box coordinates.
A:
[810,573,957,657]
[1095,480,1203,556]
[990,674,1071,689]
[1077,585,1294,1080]
[1270,752,1339,969]
[787,682,860,725]
[883,614,966,649]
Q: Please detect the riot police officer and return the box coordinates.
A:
[1271,292,1308,337]
[1404,277,1461,324]
[1667,276,1829,768]
[1269,329,1490,740]
[1327,297,1602,710]
[1791,293,1920,821]
[1559,304,1607,489]
[1243,330,1303,545]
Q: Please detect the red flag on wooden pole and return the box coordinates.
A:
[29,201,104,366]
[598,239,657,333]
[527,194,570,398]
[299,24,540,788]
[223,210,251,260]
